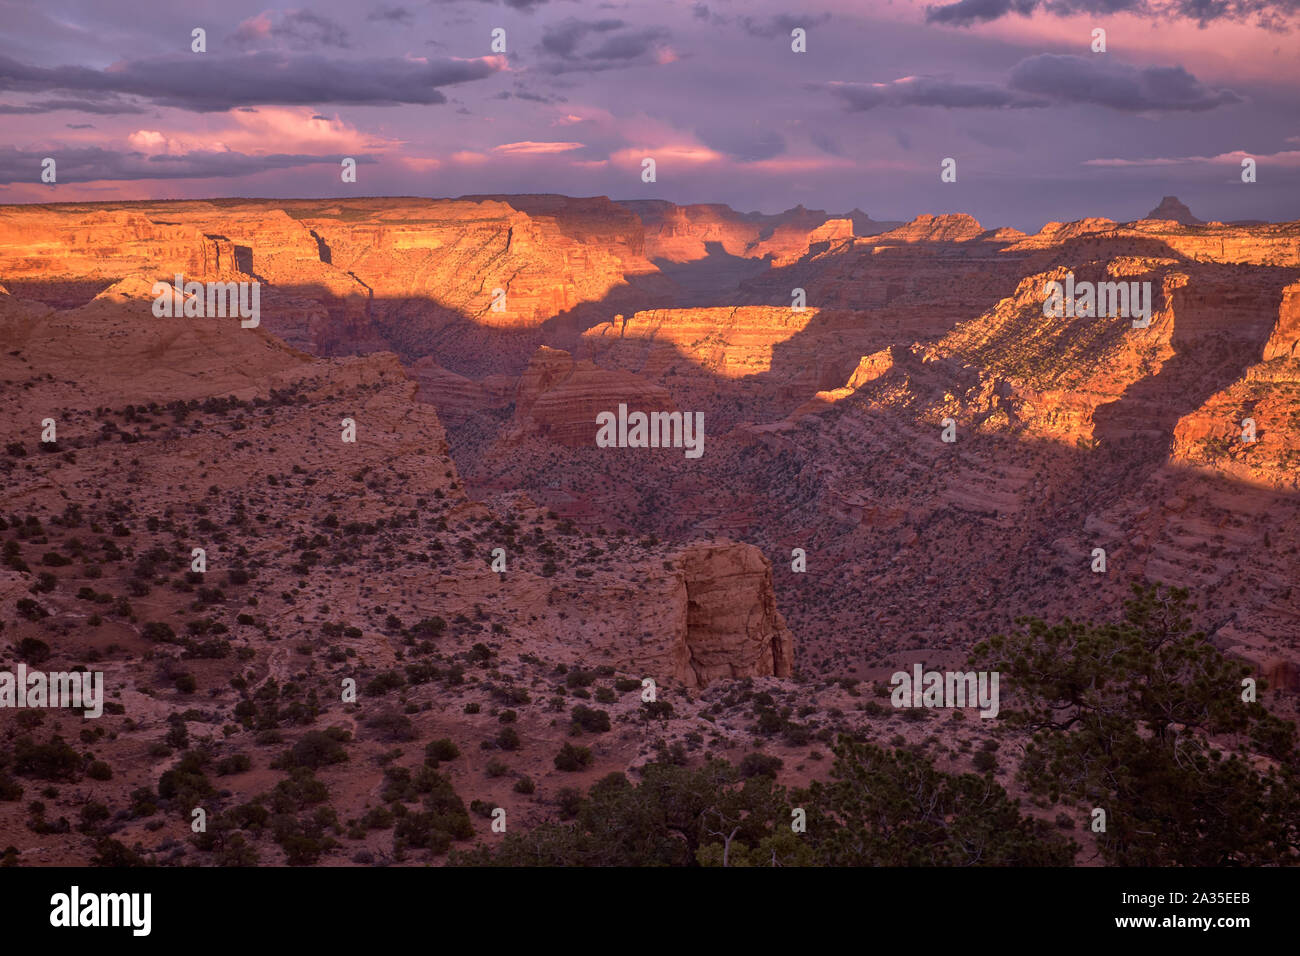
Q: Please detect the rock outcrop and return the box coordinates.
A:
[509,345,675,447]
[668,540,794,687]
[1143,196,1203,226]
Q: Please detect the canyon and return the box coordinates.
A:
[1,193,1298,865]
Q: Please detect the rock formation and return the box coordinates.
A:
[1143,196,1204,226]
[669,540,794,687]
[509,345,675,447]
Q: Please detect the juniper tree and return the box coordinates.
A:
[971,583,1300,865]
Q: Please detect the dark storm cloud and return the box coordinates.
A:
[926,0,1300,28]
[825,57,1241,113]
[536,18,670,73]
[741,13,832,37]
[924,0,1039,25]
[826,76,1048,110]
[0,96,147,114]
[540,19,626,58]
[0,146,373,185]
[0,52,504,112]
[1008,55,1245,111]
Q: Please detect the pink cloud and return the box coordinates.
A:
[609,145,726,166]
[125,108,398,158]
[746,155,858,173]
[493,141,585,155]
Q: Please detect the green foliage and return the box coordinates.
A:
[739,752,784,780]
[90,838,153,867]
[454,761,795,867]
[971,749,998,773]
[12,736,80,781]
[269,768,330,813]
[425,738,461,765]
[553,742,593,772]
[804,738,1075,866]
[570,705,611,734]
[391,770,473,856]
[141,621,176,643]
[283,730,348,770]
[157,750,215,807]
[216,754,251,776]
[971,583,1300,866]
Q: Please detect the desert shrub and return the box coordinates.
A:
[739,752,784,780]
[12,736,80,781]
[365,711,414,742]
[972,750,997,773]
[554,742,593,772]
[141,621,176,643]
[15,638,50,664]
[425,739,460,764]
[216,754,252,776]
[285,731,348,770]
[570,705,610,734]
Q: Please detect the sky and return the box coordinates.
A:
[0,0,1298,231]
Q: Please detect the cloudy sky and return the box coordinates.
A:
[1,0,1297,229]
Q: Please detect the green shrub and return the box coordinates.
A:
[425,738,460,764]
[570,705,611,734]
[285,731,348,770]
[553,742,593,772]
[739,752,784,779]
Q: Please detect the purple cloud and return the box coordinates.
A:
[0,146,375,185]
[0,52,504,112]
[1008,55,1245,111]
[826,76,1048,110]
[926,0,1300,29]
